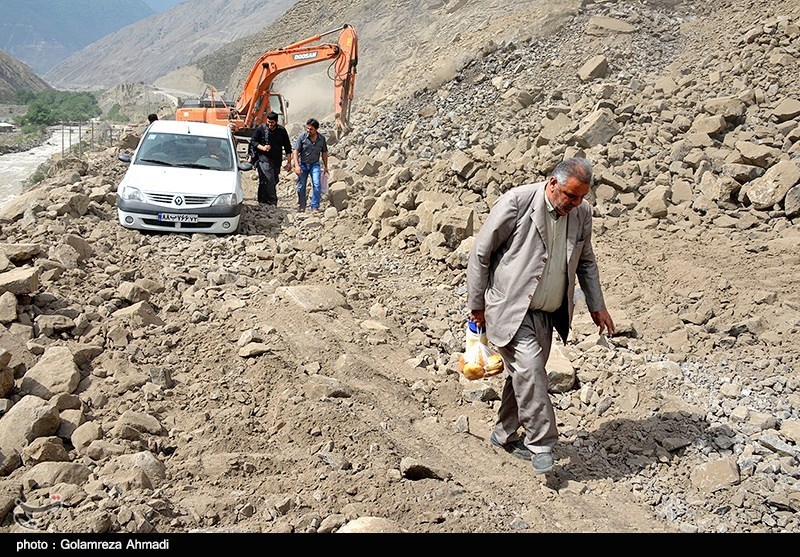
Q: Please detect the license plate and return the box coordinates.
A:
[158,213,198,223]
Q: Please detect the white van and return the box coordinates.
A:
[116,120,252,234]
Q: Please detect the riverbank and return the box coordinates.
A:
[0,104,41,154]
[0,128,70,208]
[0,131,48,155]
[0,122,141,210]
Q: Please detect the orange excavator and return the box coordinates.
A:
[176,23,358,138]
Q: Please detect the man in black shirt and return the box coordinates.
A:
[248,112,292,206]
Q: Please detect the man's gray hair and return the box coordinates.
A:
[552,157,593,186]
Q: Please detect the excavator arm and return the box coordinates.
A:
[236,23,358,136]
[176,24,358,138]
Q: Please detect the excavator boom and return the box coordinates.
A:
[176,24,358,138]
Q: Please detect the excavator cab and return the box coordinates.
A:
[268,93,287,126]
[232,92,287,144]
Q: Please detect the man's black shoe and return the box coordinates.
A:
[490,433,532,461]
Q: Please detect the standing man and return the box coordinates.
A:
[143,113,158,134]
[292,118,329,212]
[466,157,615,474]
[248,111,292,207]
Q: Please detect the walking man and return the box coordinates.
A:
[292,118,329,212]
[248,111,292,206]
[466,157,615,474]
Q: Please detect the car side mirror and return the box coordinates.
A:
[239,161,253,171]
[118,152,132,163]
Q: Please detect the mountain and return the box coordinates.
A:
[44,0,296,91]
[0,50,52,103]
[0,0,154,75]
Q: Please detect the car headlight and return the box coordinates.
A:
[211,193,238,206]
[119,185,144,202]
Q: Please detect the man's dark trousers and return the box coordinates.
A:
[256,158,279,206]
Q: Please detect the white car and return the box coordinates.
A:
[116,120,252,234]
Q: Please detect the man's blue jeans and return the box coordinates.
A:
[296,162,321,210]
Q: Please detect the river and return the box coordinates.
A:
[0,127,86,210]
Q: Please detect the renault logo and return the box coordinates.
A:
[174,196,183,206]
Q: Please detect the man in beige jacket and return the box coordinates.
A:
[466,157,615,474]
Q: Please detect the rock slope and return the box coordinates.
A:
[0,51,51,104]
[0,0,799,534]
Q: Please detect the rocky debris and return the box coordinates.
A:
[0,0,799,535]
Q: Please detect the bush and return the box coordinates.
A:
[20,123,43,135]
[105,103,129,122]
[27,166,48,186]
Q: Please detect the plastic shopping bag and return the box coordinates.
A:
[321,170,329,195]
[457,323,505,380]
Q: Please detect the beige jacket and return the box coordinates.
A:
[466,181,606,347]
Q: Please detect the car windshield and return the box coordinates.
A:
[135,132,235,170]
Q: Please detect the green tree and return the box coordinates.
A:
[24,102,53,125]
[13,89,37,104]
[20,90,101,126]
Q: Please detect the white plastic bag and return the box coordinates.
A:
[459,341,494,380]
[458,322,504,380]
[321,170,329,195]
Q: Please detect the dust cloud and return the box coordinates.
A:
[273,63,339,134]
